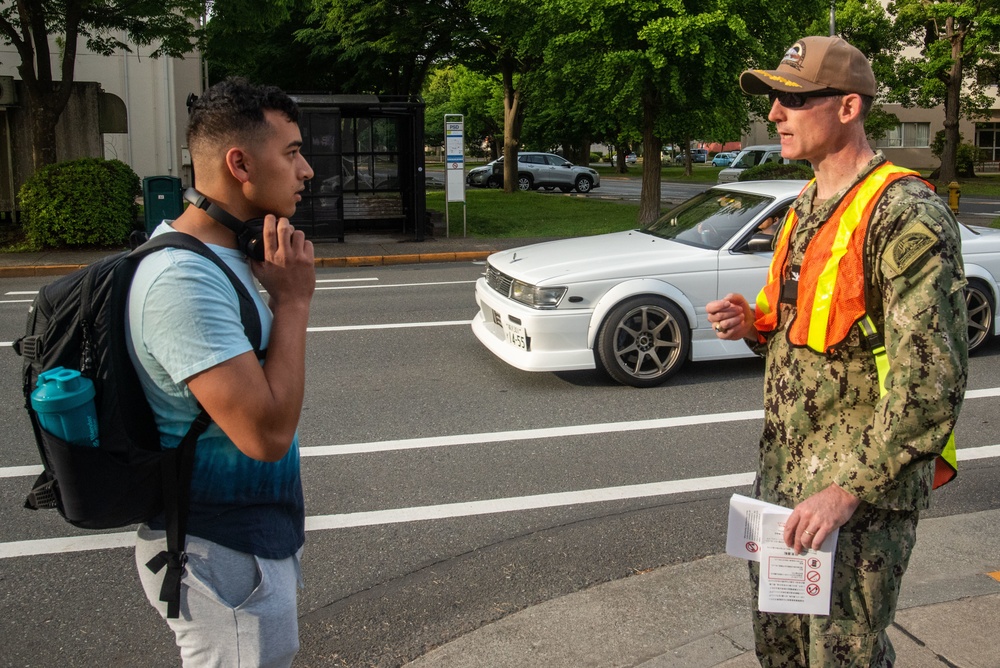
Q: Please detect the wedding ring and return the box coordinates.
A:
[803,530,815,536]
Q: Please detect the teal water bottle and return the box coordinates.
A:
[30,367,100,447]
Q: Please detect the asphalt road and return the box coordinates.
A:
[1,263,999,667]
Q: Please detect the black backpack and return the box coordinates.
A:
[14,232,262,618]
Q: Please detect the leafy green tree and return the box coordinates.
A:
[886,0,1000,182]
[545,0,820,223]
[301,0,459,96]
[205,0,336,91]
[457,0,548,193]
[0,0,204,171]
[423,64,504,158]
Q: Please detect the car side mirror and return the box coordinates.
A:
[746,233,775,253]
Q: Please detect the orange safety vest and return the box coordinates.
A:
[755,162,924,351]
[755,163,958,488]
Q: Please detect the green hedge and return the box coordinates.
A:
[18,158,141,248]
[739,161,815,182]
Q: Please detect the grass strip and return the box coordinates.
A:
[427,190,641,238]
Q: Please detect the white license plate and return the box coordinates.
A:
[503,321,527,350]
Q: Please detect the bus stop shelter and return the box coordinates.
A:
[290,94,426,242]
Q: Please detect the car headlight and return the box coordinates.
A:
[510,280,567,308]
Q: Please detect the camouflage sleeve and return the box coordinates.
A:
[834,179,968,504]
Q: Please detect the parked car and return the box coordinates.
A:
[472,180,1000,387]
[467,158,503,188]
[673,148,708,164]
[468,153,600,192]
[717,144,808,183]
[712,151,736,167]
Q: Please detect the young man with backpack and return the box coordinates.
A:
[128,78,315,666]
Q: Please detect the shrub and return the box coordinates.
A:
[739,161,815,182]
[18,157,141,248]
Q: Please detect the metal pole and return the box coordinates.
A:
[830,1,836,36]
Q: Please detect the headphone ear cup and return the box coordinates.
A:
[240,219,266,261]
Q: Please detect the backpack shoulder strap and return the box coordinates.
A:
[130,232,263,355]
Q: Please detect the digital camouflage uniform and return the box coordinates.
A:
[749,152,968,667]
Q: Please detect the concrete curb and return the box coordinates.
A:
[0,251,497,278]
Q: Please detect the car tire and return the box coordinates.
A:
[575,175,593,193]
[596,296,690,387]
[518,174,533,191]
[486,176,501,189]
[966,278,994,353]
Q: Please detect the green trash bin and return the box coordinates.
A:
[142,176,183,234]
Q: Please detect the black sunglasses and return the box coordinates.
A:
[768,89,846,109]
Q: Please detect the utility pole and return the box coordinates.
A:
[830,1,836,35]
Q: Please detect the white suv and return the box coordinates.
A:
[513,152,601,193]
[718,144,795,183]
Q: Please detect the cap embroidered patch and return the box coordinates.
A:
[781,42,807,70]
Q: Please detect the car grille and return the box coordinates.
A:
[486,265,513,297]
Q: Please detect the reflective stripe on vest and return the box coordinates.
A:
[755,163,923,352]
[858,315,957,489]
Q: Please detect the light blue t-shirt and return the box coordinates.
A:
[126,223,304,559]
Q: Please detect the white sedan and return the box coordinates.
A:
[472,180,1000,387]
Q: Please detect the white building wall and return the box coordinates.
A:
[0,33,202,184]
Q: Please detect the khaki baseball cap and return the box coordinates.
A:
[740,36,877,98]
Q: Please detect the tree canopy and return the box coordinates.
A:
[0,0,204,169]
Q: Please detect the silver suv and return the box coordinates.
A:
[489,152,600,193]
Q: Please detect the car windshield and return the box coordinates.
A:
[641,189,773,250]
[731,150,766,169]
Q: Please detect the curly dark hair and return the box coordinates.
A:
[186,78,300,154]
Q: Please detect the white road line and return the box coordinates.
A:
[307,320,471,333]
[315,280,476,291]
[5,443,1000,559]
[0,465,43,479]
[300,410,764,457]
[5,291,38,295]
[316,278,378,284]
[0,300,33,304]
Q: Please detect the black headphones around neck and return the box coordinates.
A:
[183,188,265,261]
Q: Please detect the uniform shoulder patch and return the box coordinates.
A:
[884,220,938,275]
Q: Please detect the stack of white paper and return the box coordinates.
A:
[727,494,839,615]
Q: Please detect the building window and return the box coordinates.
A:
[976,122,1000,162]
[876,122,931,148]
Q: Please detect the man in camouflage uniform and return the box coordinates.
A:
[707,36,968,666]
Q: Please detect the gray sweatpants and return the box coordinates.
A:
[135,525,302,668]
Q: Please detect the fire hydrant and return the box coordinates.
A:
[948,181,961,214]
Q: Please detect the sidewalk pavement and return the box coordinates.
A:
[403,508,1000,668]
[4,228,999,667]
[0,231,550,278]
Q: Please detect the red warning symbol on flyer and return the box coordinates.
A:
[807,557,822,569]
[451,162,460,169]
[746,541,759,553]
[806,583,821,597]
[806,570,821,583]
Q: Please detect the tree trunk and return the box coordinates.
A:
[938,17,963,184]
[501,64,522,193]
[638,98,662,226]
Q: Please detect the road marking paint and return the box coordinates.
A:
[314,280,475,291]
[307,320,471,333]
[303,473,757,531]
[316,278,378,284]
[300,410,764,456]
[3,445,1000,558]
[0,300,33,305]
[0,465,43,479]
[5,291,38,295]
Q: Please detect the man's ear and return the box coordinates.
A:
[839,94,865,124]
[225,147,251,184]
